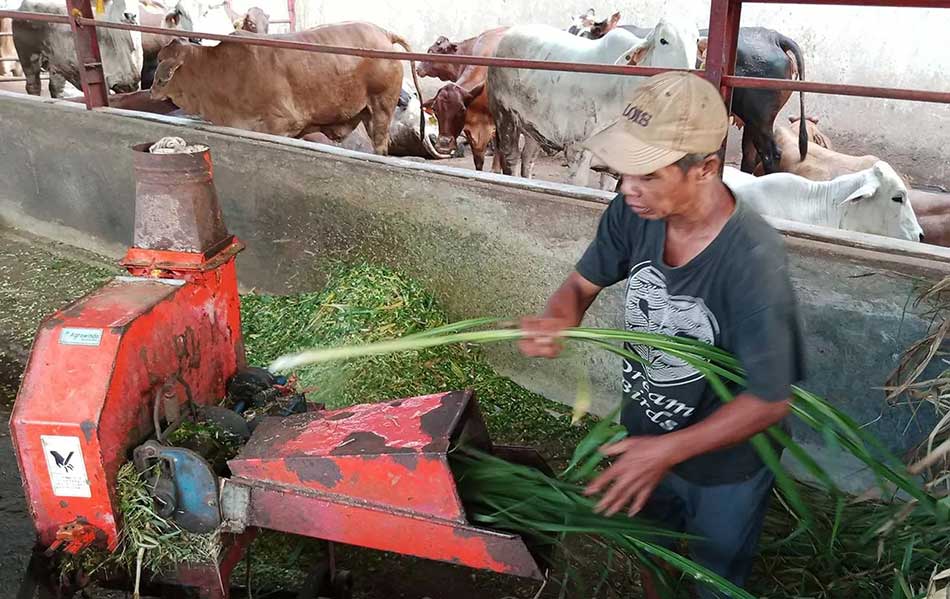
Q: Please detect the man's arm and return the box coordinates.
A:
[519,271,603,358]
[586,394,789,516]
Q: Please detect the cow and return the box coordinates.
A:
[13,0,142,96]
[1,18,23,77]
[235,6,267,34]
[767,116,881,180]
[307,79,449,158]
[580,20,808,175]
[771,117,950,247]
[488,17,699,186]
[150,22,425,154]
[139,0,179,90]
[140,2,263,90]
[163,0,234,43]
[906,189,950,248]
[417,27,508,171]
[723,163,924,242]
[568,9,621,39]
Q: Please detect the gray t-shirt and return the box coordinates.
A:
[576,192,804,485]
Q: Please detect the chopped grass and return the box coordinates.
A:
[242,263,590,456]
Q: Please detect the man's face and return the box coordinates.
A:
[618,164,696,220]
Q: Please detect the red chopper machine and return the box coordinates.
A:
[11,139,546,598]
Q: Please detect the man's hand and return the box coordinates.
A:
[584,436,676,517]
[518,316,573,358]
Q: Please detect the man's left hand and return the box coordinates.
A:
[584,436,677,517]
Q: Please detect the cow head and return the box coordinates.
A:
[838,161,924,242]
[150,37,190,99]
[789,116,831,150]
[164,0,235,44]
[581,11,621,39]
[568,8,596,36]
[621,16,698,69]
[238,7,269,34]
[421,82,484,155]
[95,0,142,93]
[417,35,461,81]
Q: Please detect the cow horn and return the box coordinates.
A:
[422,133,453,160]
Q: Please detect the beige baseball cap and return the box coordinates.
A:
[583,71,729,176]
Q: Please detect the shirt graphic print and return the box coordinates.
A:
[623,261,720,432]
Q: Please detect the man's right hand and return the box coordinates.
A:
[518,316,573,358]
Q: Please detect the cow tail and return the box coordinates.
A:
[390,33,426,145]
[779,34,807,161]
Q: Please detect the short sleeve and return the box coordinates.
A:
[576,195,633,288]
[729,244,805,402]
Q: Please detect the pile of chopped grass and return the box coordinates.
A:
[241,262,590,454]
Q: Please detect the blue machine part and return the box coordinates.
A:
[133,440,221,533]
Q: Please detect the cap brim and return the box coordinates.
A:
[583,121,687,176]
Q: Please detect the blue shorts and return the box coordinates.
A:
[640,466,774,598]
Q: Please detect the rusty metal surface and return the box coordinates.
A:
[5,5,949,107]
[746,0,950,6]
[237,477,545,580]
[0,10,70,23]
[74,17,695,78]
[723,75,950,103]
[230,391,472,521]
[64,0,108,108]
[13,142,245,550]
[130,142,231,255]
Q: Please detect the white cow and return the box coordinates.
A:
[723,162,924,242]
[13,0,142,96]
[488,16,699,186]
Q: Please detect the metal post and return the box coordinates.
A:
[286,0,296,32]
[704,0,742,168]
[704,0,742,107]
[65,0,109,108]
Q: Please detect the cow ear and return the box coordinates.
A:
[807,116,819,124]
[609,12,621,27]
[152,56,184,91]
[421,97,434,111]
[623,42,649,65]
[841,182,878,205]
[164,9,180,27]
[463,82,485,106]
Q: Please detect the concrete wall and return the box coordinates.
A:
[291,0,950,188]
[2,91,949,489]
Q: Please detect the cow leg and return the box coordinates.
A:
[740,127,758,174]
[493,108,520,176]
[520,135,542,179]
[48,72,66,98]
[463,130,485,171]
[564,144,592,187]
[365,95,398,156]
[19,52,42,96]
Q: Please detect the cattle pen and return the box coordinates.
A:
[2,1,950,598]
[2,0,950,510]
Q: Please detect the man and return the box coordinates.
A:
[519,72,804,597]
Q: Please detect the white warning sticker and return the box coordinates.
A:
[59,327,103,347]
[40,435,91,498]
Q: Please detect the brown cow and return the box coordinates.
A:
[417,27,507,171]
[1,18,23,78]
[907,189,950,248]
[769,116,880,180]
[150,22,425,154]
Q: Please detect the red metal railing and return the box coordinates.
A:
[0,0,948,112]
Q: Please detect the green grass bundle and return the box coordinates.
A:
[271,317,950,598]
